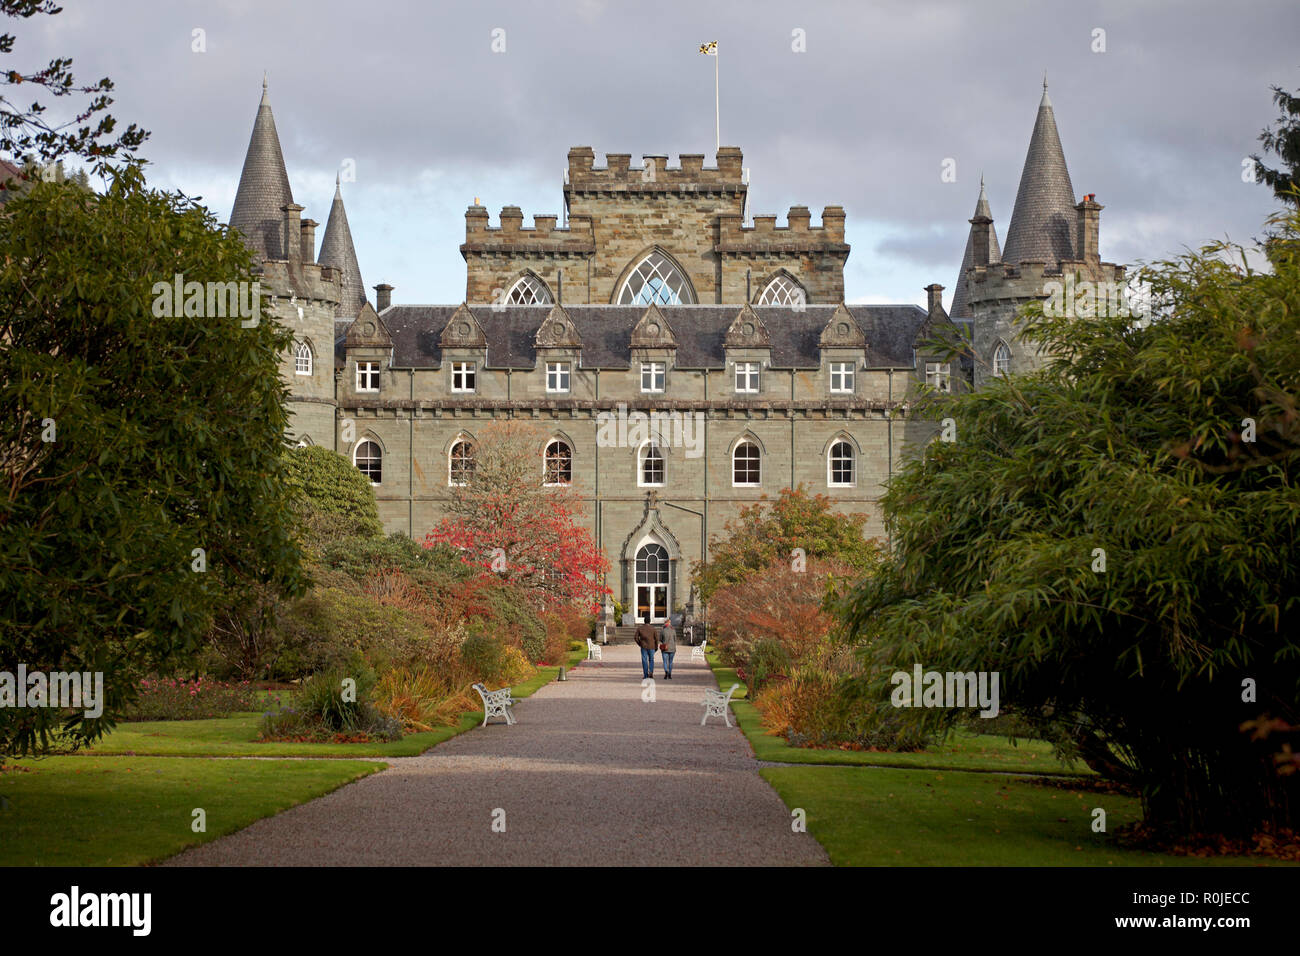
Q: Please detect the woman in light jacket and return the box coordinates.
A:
[659,618,677,679]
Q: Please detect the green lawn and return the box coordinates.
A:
[0,755,382,866]
[762,765,1268,866]
[708,656,1086,775]
[85,651,590,758]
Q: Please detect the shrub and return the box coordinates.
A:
[259,655,402,742]
[283,445,384,545]
[754,644,930,751]
[707,557,856,667]
[124,677,260,721]
[746,639,792,695]
[273,586,432,679]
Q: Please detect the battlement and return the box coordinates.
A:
[564,146,747,193]
[257,254,343,305]
[967,256,1127,301]
[461,204,597,256]
[717,205,848,250]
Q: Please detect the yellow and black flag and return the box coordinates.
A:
[699,41,717,55]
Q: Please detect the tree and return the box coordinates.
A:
[839,209,1300,838]
[424,421,609,612]
[0,174,306,759]
[1253,84,1300,207]
[691,486,883,602]
[0,1,147,189]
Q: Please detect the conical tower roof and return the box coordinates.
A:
[949,176,1001,318]
[1001,79,1077,266]
[229,77,294,260]
[318,174,366,318]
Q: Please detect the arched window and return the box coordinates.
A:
[504,273,553,305]
[354,440,382,485]
[640,441,665,487]
[544,439,572,486]
[828,440,854,487]
[294,341,313,375]
[993,342,1011,377]
[449,440,475,486]
[616,251,697,305]
[757,273,806,307]
[732,440,760,487]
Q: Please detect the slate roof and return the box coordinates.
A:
[949,178,1001,318]
[1001,82,1077,266]
[347,304,928,371]
[229,79,294,261]
[318,176,366,319]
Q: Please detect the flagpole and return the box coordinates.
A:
[714,43,720,153]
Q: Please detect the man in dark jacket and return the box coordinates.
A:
[634,620,658,679]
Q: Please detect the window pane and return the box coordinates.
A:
[545,441,572,484]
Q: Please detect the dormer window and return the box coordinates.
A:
[546,362,571,393]
[356,361,380,392]
[451,361,477,393]
[640,362,665,393]
[925,362,951,393]
[829,362,854,393]
[734,362,761,394]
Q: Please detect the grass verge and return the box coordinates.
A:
[0,755,382,866]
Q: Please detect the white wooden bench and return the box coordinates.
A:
[691,639,708,663]
[702,683,741,727]
[586,637,603,661]
[473,682,517,726]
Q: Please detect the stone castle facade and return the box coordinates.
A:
[228,78,1118,624]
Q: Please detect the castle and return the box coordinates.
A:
[228,77,1122,624]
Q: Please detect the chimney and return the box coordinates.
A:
[1075,196,1102,264]
[282,203,304,264]
[300,218,318,262]
[970,213,994,267]
[925,284,945,316]
[374,283,393,312]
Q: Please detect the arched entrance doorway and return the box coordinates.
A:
[635,542,670,624]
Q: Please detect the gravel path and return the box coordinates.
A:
[164,644,829,866]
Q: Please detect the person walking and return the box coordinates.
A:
[659,618,677,679]
[634,619,658,679]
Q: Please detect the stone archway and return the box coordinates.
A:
[619,494,682,624]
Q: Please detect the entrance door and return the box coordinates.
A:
[635,543,669,624]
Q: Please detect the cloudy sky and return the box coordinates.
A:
[12,0,1298,309]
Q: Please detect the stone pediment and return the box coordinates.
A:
[818,304,866,348]
[439,303,487,349]
[344,301,392,348]
[724,303,772,349]
[629,303,678,349]
[534,303,582,349]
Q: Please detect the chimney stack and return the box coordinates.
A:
[300,218,318,262]
[970,213,994,267]
[1075,196,1102,263]
[374,283,393,312]
[925,284,945,316]
[282,203,304,264]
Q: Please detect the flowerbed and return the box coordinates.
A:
[124,677,260,721]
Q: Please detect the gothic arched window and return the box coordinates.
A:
[617,251,697,306]
[732,440,761,487]
[757,273,806,307]
[294,341,313,375]
[354,440,382,485]
[544,439,572,486]
[828,440,854,487]
[504,273,553,305]
[993,342,1011,377]
[640,441,665,487]
[449,440,475,486]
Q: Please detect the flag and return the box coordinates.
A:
[698,41,717,55]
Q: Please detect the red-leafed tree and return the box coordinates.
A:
[424,421,609,612]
